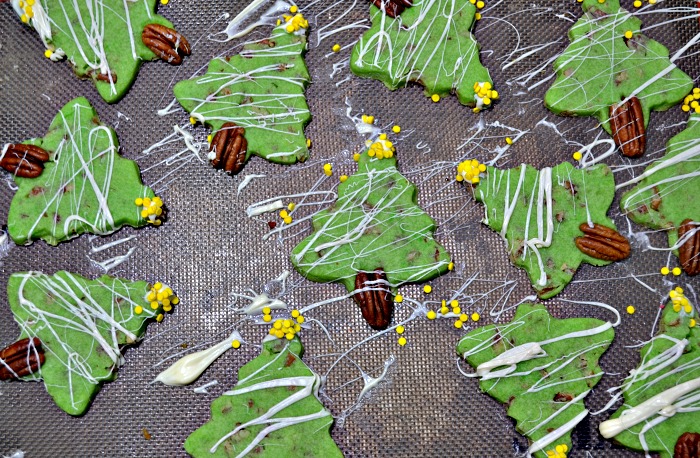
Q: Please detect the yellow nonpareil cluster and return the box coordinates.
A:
[279,208,293,225]
[17,0,36,23]
[396,325,407,346]
[135,196,164,226]
[469,0,485,19]
[267,309,305,340]
[670,287,694,315]
[456,159,486,184]
[546,444,568,458]
[681,88,700,114]
[282,9,308,34]
[361,114,375,125]
[323,163,333,176]
[366,134,395,160]
[137,282,178,322]
[660,266,682,276]
[472,82,498,113]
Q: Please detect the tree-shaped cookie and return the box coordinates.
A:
[621,113,700,275]
[12,0,190,103]
[184,336,343,458]
[350,0,496,111]
[544,0,693,157]
[174,10,311,175]
[0,271,177,415]
[459,159,630,299]
[2,97,163,246]
[457,303,615,458]
[291,140,451,329]
[599,289,699,458]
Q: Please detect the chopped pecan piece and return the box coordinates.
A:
[0,337,45,380]
[88,69,117,84]
[575,223,631,261]
[1,143,50,178]
[353,269,393,330]
[142,24,191,65]
[678,219,700,276]
[369,0,413,18]
[209,122,248,174]
[675,432,700,458]
[609,96,646,158]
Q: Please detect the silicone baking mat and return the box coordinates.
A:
[0,0,699,456]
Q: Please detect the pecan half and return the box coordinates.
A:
[575,223,631,261]
[675,432,700,458]
[609,96,646,158]
[210,122,248,174]
[142,24,191,65]
[353,269,393,330]
[1,143,50,178]
[369,0,412,18]
[678,219,700,276]
[0,337,45,380]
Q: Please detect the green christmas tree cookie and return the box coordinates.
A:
[458,159,628,299]
[5,97,162,246]
[12,0,190,103]
[184,336,343,458]
[174,11,311,173]
[599,289,699,458]
[545,0,693,156]
[457,303,615,458]
[291,140,451,329]
[2,271,177,416]
[620,113,700,274]
[350,0,496,111]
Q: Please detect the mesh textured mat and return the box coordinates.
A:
[0,0,699,457]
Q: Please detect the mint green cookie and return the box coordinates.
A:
[601,295,699,458]
[14,0,183,103]
[184,337,343,458]
[350,0,493,108]
[457,303,615,458]
[7,271,175,416]
[174,21,311,168]
[466,161,619,299]
[291,147,451,294]
[545,0,692,134]
[7,97,159,246]
[621,114,700,252]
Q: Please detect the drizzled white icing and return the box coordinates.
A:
[154,330,243,386]
[11,0,64,60]
[219,0,292,40]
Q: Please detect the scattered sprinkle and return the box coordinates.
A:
[306,138,312,148]
[426,310,437,320]
[232,340,241,349]
[339,174,348,183]
[189,116,197,125]
[454,320,463,329]
[624,30,633,39]
[471,312,480,322]
[134,305,143,315]
[287,202,296,211]
[160,0,168,4]
[44,49,52,59]
[396,325,405,335]
[660,266,670,276]
[353,153,361,162]
[332,44,341,53]
[626,305,635,315]
[672,267,682,276]
[423,285,432,294]
[395,294,403,303]
[361,114,375,125]
[545,443,568,458]
[431,94,440,103]
[633,0,642,6]
[572,151,582,161]
[392,125,401,133]
[398,337,407,346]
[459,313,468,322]
[323,163,333,176]
[505,137,513,145]
[690,319,697,328]
[448,262,454,271]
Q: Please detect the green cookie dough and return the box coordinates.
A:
[599,292,698,458]
[13,0,185,103]
[463,160,620,299]
[457,303,615,458]
[291,144,451,295]
[7,97,161,246]
[7,271,176,416]
[184,336,343,458]
[620,113,700,255]
[545,0,693,135]
[174,18,311,169]
[350,0,494,109]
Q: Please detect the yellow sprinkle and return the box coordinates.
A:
[396,325,405,335]
[189,117,196,125]
[395,294,403,303]
[683,105,691,112]
[149,301,158,310]
[296,316,305,324]
[156,313,164,322]
[391,125,401,134]
[661,266,670,275]
[398,337,407,346]
[332,44,341,53]
[633,0,642,6]
[672,267,682,276]
[624,31,633,39]
[626,305,635,315]
[163,304,172,312]
[263,314,272,323]
[294,324,301,332]
[43,49,53,59]
[276,19,281,26]
[275,330,285,339]
[291,309,300,318]
[323,163,332,176]
[285,332,295,340]
[431,94,440,103]
[287,203,296,211]
[573,151,582,161]
[339,175,348,183]
[482,97,491,106]
[648,0,656,4]
[160,0,168,4]
[476,0,484,8]
[452,307,461,315]
[505,137,513,145]
[283,319,292,328]
[427,310,437,320]
[475,12,481,20]
[353,153,361,162]
[232,340,241,349]
[450,300,459,308]
[423,285,432,294]
[454,320,463,329]
[286,24,295,33]
[279,210,288,219]
[262,306,271,315]
[172,297,180,305]
[471,312,480,322]
[459,313,468,322]
[684,304,692,314]
[440,306,449,315]
[448,262,454,271]
[134,305,143,315]
[134,197,143,206]
[690,319,697,328]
